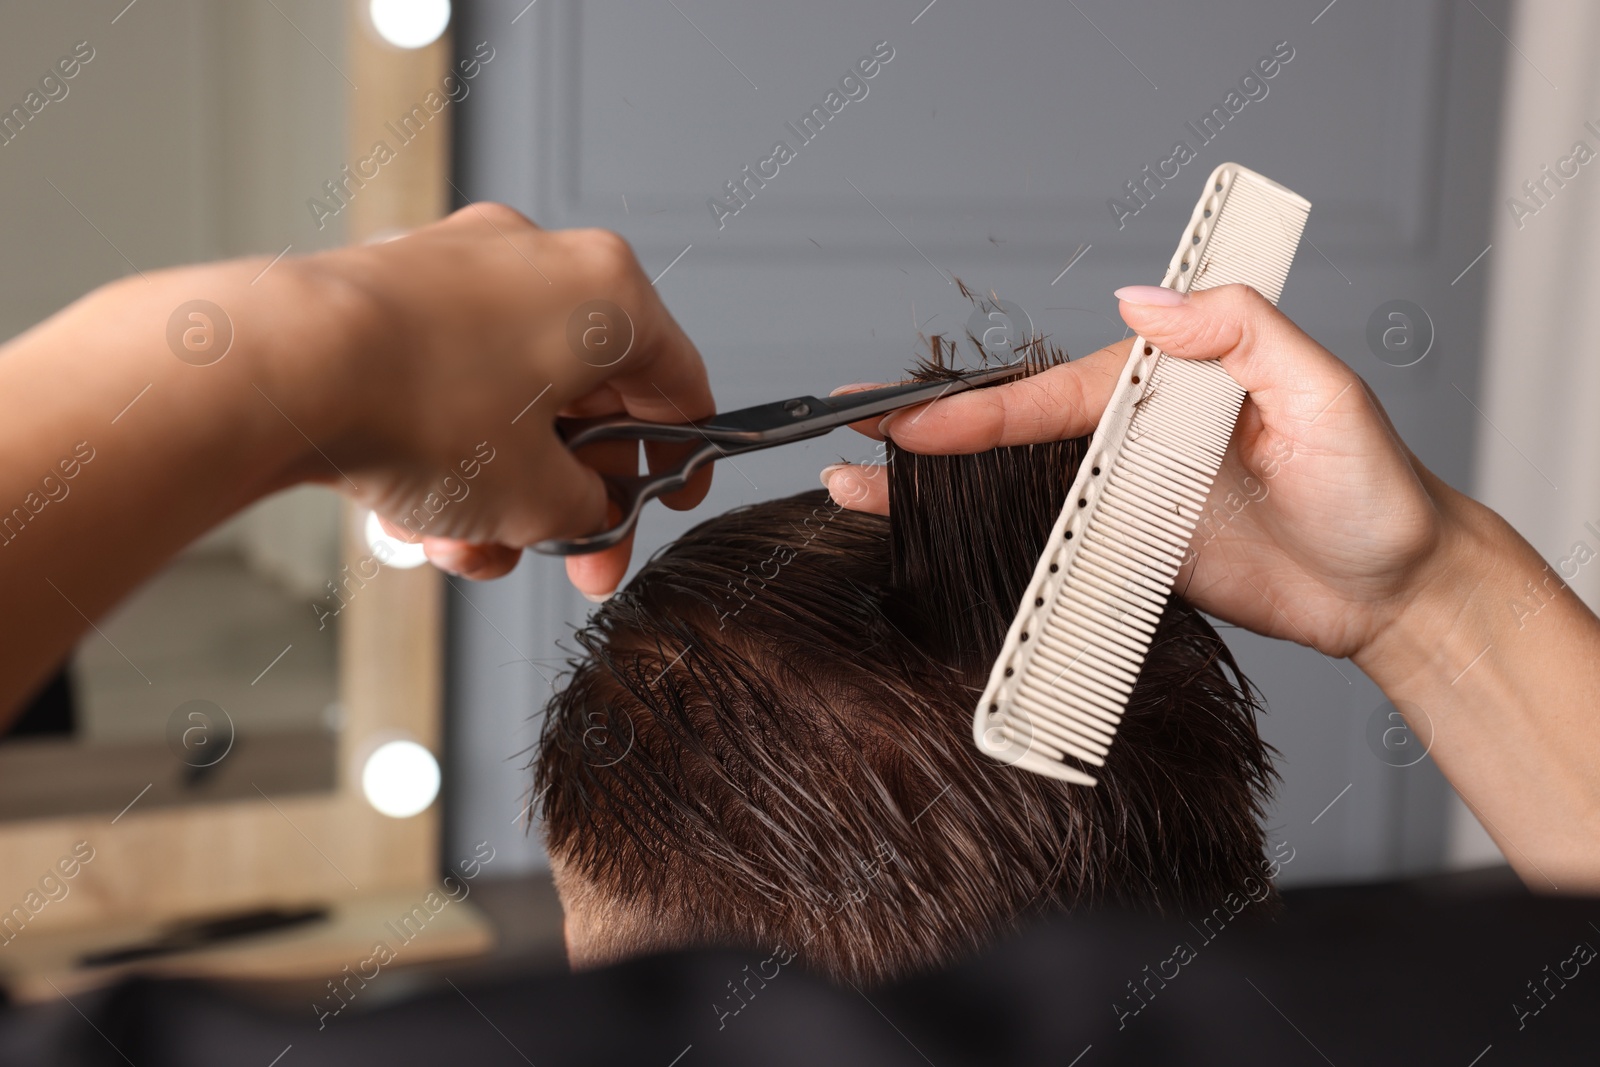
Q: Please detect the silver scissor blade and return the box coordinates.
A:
[812,362,1029,426]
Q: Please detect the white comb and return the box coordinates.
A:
[973,163,1310,785]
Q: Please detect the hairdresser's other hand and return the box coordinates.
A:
[304,205,711,596]
[823,284,1458,662]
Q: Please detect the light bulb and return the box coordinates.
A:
[368,0,451,49]
[361,739,441,818]
[365,510,429,569]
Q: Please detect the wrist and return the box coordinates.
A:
[90,254,380,503]
[1348,477,1600,891]
[1351,480,1525,692]
[228,251,390,489]
[278,243,424,473]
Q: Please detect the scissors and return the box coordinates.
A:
[532,362,1029,555]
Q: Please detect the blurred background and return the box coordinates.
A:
[1,0,1596,981]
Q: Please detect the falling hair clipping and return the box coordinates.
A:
[914,279,1070,385]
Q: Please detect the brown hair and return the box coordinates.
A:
[535,354,1277,985]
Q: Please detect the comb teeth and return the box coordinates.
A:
[974,163,1309,786]
[1190,169,1308,302]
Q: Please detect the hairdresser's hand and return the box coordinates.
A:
[829,284,1600,891]
[0,203,703,719]
[302,204,712,595]
[824,284,1460,662]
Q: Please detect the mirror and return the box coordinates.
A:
[0,491,346,820]
[0,2,358,819]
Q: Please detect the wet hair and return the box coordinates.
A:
[535,347,1277,986]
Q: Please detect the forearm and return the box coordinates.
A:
[0,259,351,719]
[1354,475,1600,890]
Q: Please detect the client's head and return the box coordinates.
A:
[536,354,1277,985]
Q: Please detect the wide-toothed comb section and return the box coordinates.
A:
[973,164,1309,786]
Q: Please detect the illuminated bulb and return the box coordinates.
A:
[368,0,451,49]
[362,739,441,818]
[365,510,429,569]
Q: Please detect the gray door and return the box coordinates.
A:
[449,0,1508,884]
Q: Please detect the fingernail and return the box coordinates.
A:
[819,463,849,487]
[582,590,615,604]
[876,413,899,438]
[827,470,865,505]
[1114,285,1186,307]
[828,382,881,397]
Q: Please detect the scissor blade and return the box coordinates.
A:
[810,362,1030,426]
[536,362,1031,555]
[693,362,1028,447]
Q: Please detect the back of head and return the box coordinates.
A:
[536,353,1276,985]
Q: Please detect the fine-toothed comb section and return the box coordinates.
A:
[973,163,1310,785]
